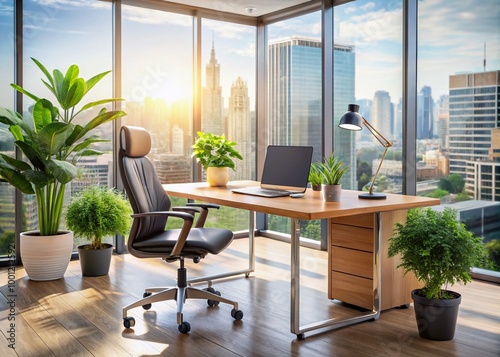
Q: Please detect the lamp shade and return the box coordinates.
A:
[339,104,363,131]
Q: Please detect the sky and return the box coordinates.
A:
[0,0,499,109]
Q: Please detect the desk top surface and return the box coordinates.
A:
[163,181,440,220]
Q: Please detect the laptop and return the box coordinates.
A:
[232,145,313,198]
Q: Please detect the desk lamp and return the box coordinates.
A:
[339,104,393,199]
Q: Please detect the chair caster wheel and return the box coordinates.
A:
[205,287,216,293]
[231,309,244,320]
[207,290,221,307]
[123,317,135,329]
[142,292,152,310]
[178,321,191,334]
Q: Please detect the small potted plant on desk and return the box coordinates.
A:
[65,186,132,276]
[315,153,349,202]
[388,207,485,340]
[308,162,323,191]
[0,58,126,281]
[192,131,243,186]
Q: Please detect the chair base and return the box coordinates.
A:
[122,260,243,333]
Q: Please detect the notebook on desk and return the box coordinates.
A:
[232,145,313,198]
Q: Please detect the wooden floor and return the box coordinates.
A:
[1,237,499,357]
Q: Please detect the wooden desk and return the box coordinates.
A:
[164,180,440,338]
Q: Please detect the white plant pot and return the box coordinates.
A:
[20,230,73,281]
[206,167,229,186]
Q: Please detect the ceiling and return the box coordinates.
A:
[159,0,316,18]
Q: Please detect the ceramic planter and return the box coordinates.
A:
[20,230,73,281]
[78,243,113,276]
[411,289,461,341]
[206,167,229,186]
[321,184,342,202]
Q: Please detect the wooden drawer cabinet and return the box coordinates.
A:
[328,210,421,311]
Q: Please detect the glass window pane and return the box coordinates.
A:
[334,1,403,193]
[201,19,256,232]
[22,0,113,249]
[267,11,323,240]
[418,0,500,274]
[0,0,15,258]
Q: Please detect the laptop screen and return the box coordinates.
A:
[260,145,313,192]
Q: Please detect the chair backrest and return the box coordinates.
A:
[119,126,171,243]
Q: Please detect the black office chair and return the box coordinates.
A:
[119,125,243,334]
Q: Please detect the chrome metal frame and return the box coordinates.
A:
[290,213,382,339]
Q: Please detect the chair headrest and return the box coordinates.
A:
[120,126,151,157]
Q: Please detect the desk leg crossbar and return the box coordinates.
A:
[187,211,256,285]
[290,214,382,339]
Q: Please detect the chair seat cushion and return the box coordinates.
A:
[132,227,233,256]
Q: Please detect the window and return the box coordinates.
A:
[418,0,500,274]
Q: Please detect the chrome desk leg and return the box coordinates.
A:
[188,210,255,284]
[290,214,382,339]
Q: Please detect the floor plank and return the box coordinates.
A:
[1,237,499,357]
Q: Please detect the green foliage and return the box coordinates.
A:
[438,174,465,194]
[192,131,243,170]
[65,186,132,250]
[483,240,500,271]
[388,207,485,300]
[315,153,349,185]
[0,58,126,236]
[308,162,323,186]
[426,188,449,198]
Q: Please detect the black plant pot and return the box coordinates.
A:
[411,289,461,341]
[78,243,113,277]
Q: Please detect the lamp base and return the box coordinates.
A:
[358,192,387,200]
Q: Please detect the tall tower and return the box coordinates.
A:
[449,70,500,201]
[417,85,434,139]
[227,77,254,180]
[267,36,356,188]
[203,41,224,135]
[371,90,392,142]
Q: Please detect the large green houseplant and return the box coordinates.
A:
[0,58,126,280]
[192,131,243,186]
[388,207,484,340]
[66,186,132,276]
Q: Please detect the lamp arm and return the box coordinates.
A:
[360,116,393,195]
[368,145,389,195]
[362,117,393,148]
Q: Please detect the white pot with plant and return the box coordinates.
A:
[192,131,243,186]
[65,186,132,276]
[0,58,126,281]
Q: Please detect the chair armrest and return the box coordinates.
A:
[131,211,194,258]
[184,202,220,227]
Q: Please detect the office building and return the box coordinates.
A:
[203,42,224,135]
[449,70,500,201]
[268,37,356,188]
[417,85,434,139]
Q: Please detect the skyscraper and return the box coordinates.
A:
[449,70,500,201]
[371,90,392,141]
[203,42,224,135]
[227,76,254,180]
[267,37,356,187]
[417,85,434,139]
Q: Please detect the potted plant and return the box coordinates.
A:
[65,185,132,276]
[315,153,349,202]
[388,207,485,340]
[0,58,126,280]
[192,131,243,186]
[308,162,322,191]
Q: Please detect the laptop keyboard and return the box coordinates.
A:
[232,187,292,197]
